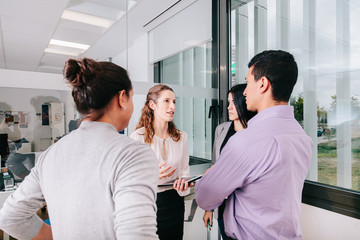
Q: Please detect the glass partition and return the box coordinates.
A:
[157,42,216,160]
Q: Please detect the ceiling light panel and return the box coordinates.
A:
[50,39,89,50]
[58,19,107,35]
[78,0,128,12]
[44,48,79,57]
[61,9,114,28]
[47,45,85,55]
[67,2,124,20]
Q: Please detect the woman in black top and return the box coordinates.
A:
[202,83,256,239]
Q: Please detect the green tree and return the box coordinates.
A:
[290,94,328,124]
[329,95,360,114]
[317,105,327,124]
[290,94,303,123]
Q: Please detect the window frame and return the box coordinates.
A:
[302,180,360,219]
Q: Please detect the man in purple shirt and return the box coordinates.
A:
[195,50,312,240]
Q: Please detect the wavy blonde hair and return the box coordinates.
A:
[136,84,181,144]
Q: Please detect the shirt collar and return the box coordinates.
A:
[79,121,117,132]
[248,105,294,127]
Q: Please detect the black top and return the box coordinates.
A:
[219,121,237,154]
[218,121,237,221]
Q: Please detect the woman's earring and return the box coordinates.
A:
[122,106,127,111]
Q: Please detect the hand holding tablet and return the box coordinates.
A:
[158,175,202,187]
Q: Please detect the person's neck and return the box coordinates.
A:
[95,113,122,131]
[153,119,169,139]
[233,120,244,132]
[257,100,288,113]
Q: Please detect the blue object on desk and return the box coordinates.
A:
[44,219,51,225]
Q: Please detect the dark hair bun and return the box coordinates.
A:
[63,57,132,120]
[64,58,98,88]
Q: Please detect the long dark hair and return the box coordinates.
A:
[229,83,256,128]
[63,58,132,121]
[136,84,180,145]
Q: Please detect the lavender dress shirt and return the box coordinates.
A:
[195,105,312,240]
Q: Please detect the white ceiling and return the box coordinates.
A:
[0,0,181,74]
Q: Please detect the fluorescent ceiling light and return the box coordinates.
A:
[50,39,90,50]
[61,9,115,28]
[44,48,79,56]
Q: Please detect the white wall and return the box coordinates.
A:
[0,69,70,91]
[301,203,360,240]
[128,34,152,83]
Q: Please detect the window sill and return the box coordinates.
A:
[302,180,360,219]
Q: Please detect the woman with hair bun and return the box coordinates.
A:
[0,58,159,240]
[131,84,191,240]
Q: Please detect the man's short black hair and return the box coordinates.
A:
[248,50,298,102]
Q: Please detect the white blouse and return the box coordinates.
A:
[130,127,190,195]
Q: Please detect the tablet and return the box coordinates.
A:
[158,175,202,187]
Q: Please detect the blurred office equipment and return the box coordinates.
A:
[49,102,65,143]
[43,102,65,144]
[6,153,35,183]
[0,169,15,190]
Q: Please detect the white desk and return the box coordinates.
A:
[0,190,14,240]
[0,191,12,205]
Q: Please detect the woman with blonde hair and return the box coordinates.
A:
[131,84,192,240]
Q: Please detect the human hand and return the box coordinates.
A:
[173,178,194,192]
[32,222,53,240]
[159,161,176,180]
[203,210,213,228]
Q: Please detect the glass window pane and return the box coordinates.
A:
[159,42,216,160]
[230,0,360,191]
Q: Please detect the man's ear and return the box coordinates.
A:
[149,100,156,111]
[259,77,271,93]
